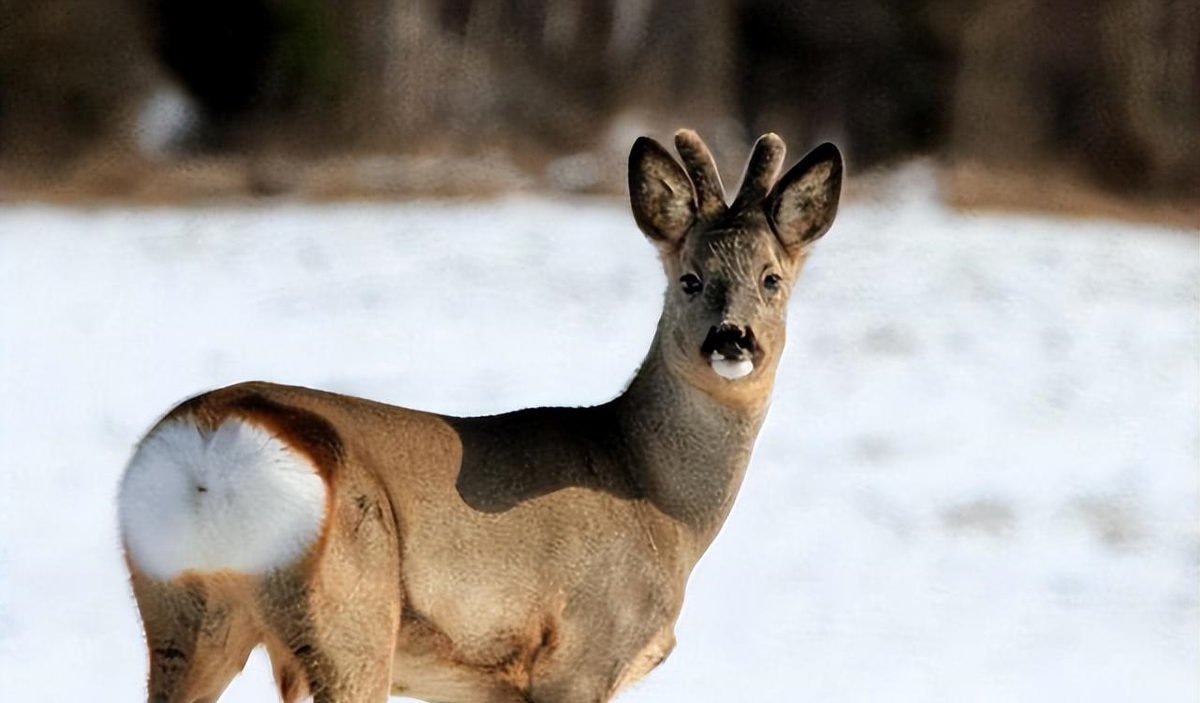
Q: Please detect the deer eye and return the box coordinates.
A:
[763,273,782,291]
[679,273,703,296]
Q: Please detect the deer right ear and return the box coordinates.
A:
[628,137,696,246]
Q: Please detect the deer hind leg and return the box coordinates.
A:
[130,572,261,703]
[121,396,400,702]
[120,409,336,701]
[258,468,402,703]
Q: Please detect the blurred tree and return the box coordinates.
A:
[950,0,1198,199]
[0,0,1194,204]
[142,0,345,150]
[734,0,957,164]
[0,0,152,166]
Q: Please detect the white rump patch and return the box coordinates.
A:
[118,416,327,580]
[710,352,754,380]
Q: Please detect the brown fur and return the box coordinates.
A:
[673,129,726,217]
[122,131,843,703]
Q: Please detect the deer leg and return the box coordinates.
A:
[283,640,394,703]
[259,473,401,703]
[526,636,616,703]
[131,573,260,703]
[526,616,674,703]
[258,559,399,702]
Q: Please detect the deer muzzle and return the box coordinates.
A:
[701,324,759,380]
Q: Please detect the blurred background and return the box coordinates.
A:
[0,0,1197,216]
[0,1,1197,702]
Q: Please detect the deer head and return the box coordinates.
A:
[629,130,842,403]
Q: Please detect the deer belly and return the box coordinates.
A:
[390,648,519,702]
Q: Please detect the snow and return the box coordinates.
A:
[1,166,1196,701]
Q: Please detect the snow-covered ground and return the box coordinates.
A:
[1,168,1196,701]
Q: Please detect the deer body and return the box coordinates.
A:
[118,130,842,703]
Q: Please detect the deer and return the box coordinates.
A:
[117,129,843,703]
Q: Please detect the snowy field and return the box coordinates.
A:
[1,168,1196,701]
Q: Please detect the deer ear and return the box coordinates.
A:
[766,142,843,251]
[629,137,696,246]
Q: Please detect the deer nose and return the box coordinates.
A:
[701,323,757,359]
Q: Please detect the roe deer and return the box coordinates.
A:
[118,129,843,703]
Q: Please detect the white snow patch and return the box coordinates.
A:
[118,417,327,580]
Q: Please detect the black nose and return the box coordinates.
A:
[701,324,757,359]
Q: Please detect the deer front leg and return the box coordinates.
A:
[529,675,614,703]
[524,626,625,703]
[527,603,677,703]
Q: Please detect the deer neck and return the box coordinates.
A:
[613,327,772,551]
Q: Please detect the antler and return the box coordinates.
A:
[732,133,786,212]
[674,129,727,218]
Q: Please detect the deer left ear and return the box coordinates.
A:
[766,142,843,251]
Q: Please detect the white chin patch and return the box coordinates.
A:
[710,353,754,380]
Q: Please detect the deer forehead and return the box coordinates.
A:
[686,228,783,277]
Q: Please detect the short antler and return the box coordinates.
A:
[732,133,786,212]
[674,129,727,218]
